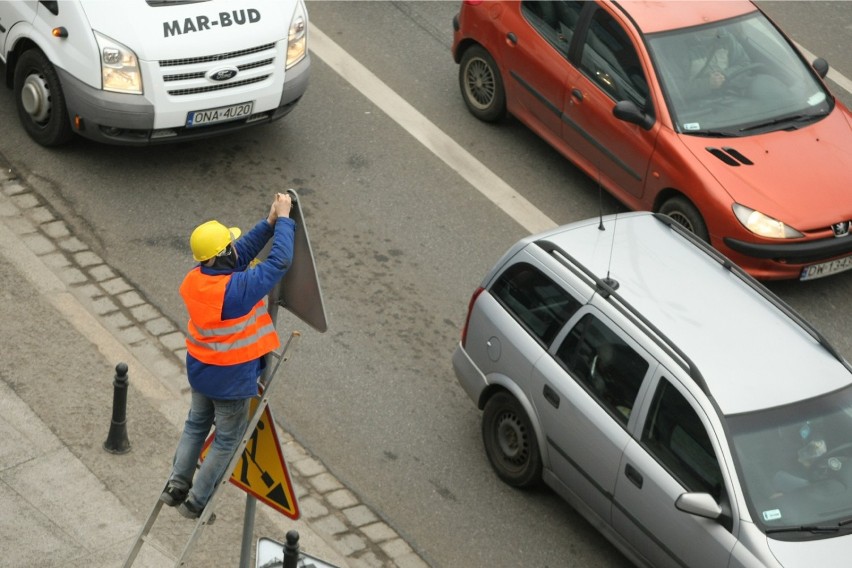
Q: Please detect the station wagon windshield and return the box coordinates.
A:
[728,384,852,539]
[647,12,832,135]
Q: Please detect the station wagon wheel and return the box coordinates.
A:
[659,196,710,242]
[482,391,542,488]
[13,49,73,147]
[459,45,507,122]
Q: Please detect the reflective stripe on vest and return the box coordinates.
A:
[180,267,280,365]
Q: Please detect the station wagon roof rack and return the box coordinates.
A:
[537,214,852,393]
[656,215,852,374]
[534,237,711,397]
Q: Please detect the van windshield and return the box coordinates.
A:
[728,384,852,539]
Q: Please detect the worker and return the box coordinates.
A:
[160,192,295,520]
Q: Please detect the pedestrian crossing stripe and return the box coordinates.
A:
[201,399,300,519]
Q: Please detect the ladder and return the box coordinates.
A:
[123,330,300,567]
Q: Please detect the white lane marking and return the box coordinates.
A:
[308,26,852,237]
[308,26,558,235]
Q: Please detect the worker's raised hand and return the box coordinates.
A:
[267,192,292,225]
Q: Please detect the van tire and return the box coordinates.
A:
[459,45,507,122]
[13,49,73,146]
[482,391,541,488]
[659,196,710,242]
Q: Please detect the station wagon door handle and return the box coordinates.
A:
[543,385,560,408]
[625,464,643,489]
[507,32,517,45]
[571,88,583,102]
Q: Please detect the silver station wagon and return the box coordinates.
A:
[453,212,852,567]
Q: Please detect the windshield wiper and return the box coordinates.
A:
[766,524,846,534]
[739,112,824,133]
[684,129,740,137]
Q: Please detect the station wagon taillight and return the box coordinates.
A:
[460,286,485,347]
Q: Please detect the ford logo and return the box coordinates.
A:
[207,67,239,82]
[832,221,851,237]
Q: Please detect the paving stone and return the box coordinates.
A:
[58,237,87,253]
[74,251,103,267]
[91,296,119,316]
[158,331,185,352]
[21,233,54,255]
[76,284,102,300]
[40,251,70,269]
[326,488,358,510]
[350,551,384,568]
[102,278,132,296]
[117,326,147,345]
[360,522,397,543]
[5,217,36,234]
[2,180,27,194]
[144,317,176,336]
[57,266,87,285]
[10,193,38,209]
[333,532,367,555]
[293,456,325,477]
[342,505,377,528]
[0,200,19,217]
[117,291,145,308]
[313,514,348,536]
[379,538,412,559]
[309,472,343,494]
[101,312,132,330]
[298,496,329,520]
[88,265,115,282]
[41,220,67,238]
[394,552,430,568]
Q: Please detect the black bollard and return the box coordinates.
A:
[283,530,300,568]
[103,362,131,454]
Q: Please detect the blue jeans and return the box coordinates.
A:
[168,391,250,510]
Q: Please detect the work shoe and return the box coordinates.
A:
[159,482,188,507]
[177,500,216,524]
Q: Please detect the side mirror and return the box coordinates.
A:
[675,492,722,520]
[613,100,654,131]
[812,57,829,79]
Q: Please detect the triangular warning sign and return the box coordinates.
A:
[201,399,299,519]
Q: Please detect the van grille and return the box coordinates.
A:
[157,43,277,97]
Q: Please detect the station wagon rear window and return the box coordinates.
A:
[491,262,581,345]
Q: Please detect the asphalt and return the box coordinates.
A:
[0,157,429,568]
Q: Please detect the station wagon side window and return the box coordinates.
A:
[556,314,648,425]
[490,262,581,345]
[579,8,648,107]
[642,379,723,499]
[521,1,584,57]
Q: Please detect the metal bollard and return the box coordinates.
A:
[283,530,300,568]
[103,362,131,454]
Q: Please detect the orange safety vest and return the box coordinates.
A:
[180,267,280,365]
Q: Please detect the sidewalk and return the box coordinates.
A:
[0,163,428,568]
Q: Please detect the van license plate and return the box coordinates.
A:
[800,255,852,281]
[186,102,253,128]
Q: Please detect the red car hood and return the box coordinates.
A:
[678,107,852,232]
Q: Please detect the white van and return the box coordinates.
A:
[0,0,310,145]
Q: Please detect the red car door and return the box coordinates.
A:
[561,4,659,203]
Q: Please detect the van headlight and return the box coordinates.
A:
[286,1,308,69]
[95,32,142,94]
[733,204,803,239]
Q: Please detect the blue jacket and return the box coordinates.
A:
[185,217,295,399]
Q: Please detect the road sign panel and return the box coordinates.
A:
[201,398,299,519]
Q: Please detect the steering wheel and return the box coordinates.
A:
[720,63,767,93]
[810,442,852,481]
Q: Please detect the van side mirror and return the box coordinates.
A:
[613,100,654,131]
[812,57,829,79]
[675,492,722,520]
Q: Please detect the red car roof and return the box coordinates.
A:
[617,0,758,34]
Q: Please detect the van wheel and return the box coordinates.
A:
[659,196,710,242]
[13,49,73,146]
[459,45,506,122]
[482,392,541,488]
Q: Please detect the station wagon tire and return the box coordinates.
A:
[482,391,542,488]
[13,49,73,147]
[459,45,507,122]
[659,196,710,242]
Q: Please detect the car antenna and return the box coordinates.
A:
[596,171,619,290]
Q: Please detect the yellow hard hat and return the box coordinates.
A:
[189,220,242,262]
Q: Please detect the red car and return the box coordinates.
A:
[452,0,852,280]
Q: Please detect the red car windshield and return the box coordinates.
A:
[646,12,832,136]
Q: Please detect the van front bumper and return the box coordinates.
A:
[56,54,310,146]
